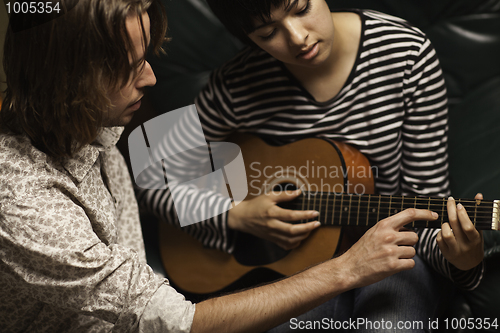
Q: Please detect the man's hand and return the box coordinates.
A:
[337,208,438,289]
[436,195,484,271]
[194,208,438,333]
[227,189,320,250]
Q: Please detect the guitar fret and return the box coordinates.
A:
[426,197,431,228]
[332,194,336,226]
[388,195,392,217]
[317,192,322,224]
[413,197,417,228]
[324,192,329,225]
[366,195,371,227]
[474,199,478,227]
[301,193,306,223]
[377,195,381,222]
[339,194,344,224]
[441,197,445,227]
[347,195,352,226]
[311,192,316,221]
[356,195,361,226]
[292,192,497,230]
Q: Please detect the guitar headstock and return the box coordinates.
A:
[493,200,499,230]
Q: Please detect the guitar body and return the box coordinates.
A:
[160,134,374,296]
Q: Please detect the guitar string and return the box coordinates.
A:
[295,219,493,229]
[280,194,496,228]
[293,213,494,229]
[293,200,494,210]
[284,199,495,228]
[298,192,491,201]
[293,209,495,222]
[285,200,495,214]
[286,202,495,212]
[290,210,495,223]
[297,193,493,205]
[288,196,494,211]
[295,211,494,227]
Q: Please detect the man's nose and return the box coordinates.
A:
[137,61,157,88]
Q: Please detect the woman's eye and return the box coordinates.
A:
[261,29,277,41]
[297,0,311,15]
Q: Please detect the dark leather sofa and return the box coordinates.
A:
[118,0,500,330]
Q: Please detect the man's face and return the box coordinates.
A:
[104,13,156,127]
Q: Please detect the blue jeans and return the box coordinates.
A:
[267,255,453,332]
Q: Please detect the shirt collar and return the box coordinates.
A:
[63,127,124,183]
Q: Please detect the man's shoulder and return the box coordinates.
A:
[0,132,53,187]
[0,132,44,165]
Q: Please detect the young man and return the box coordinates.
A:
[0,1,481,333]
[138,0,485,331]
[0,1,195,331]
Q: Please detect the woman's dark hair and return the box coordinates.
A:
[206,0,293,46]
[1,0,168,159]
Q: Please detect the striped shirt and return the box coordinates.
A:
[138,9,482,289]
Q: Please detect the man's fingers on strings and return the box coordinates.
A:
[384,208,439,230]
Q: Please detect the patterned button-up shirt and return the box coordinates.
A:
[0,128,194,332]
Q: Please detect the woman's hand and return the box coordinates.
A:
[227,189,320,250]
[436,194,484,271]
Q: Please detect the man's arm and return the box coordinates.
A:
[191,208,436,333]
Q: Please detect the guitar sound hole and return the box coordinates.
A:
[272,183,298,192]
[233,232,290,266]
[233,183,298,266]
[275,183,300,212]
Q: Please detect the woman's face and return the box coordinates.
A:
[247,0,335,69]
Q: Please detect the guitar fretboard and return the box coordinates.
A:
[281,192,499,230]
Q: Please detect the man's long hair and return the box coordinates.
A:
[1,0,168,159]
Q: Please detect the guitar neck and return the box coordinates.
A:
[282,192,499,230]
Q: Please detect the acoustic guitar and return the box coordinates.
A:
[159,134,499,296]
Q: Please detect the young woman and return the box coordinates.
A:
[139,0,484,330]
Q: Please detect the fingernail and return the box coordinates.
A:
[457,203,463,210]
[432,212,439,218]
[312,211,319,217]
[314,221,321,227]
[448,196,454,201]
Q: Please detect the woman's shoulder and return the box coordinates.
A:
[359,9,427,39]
